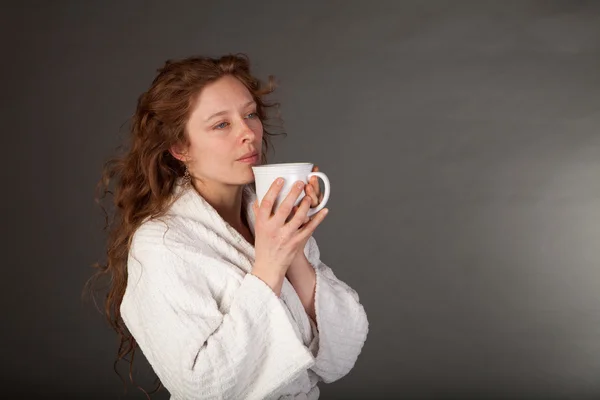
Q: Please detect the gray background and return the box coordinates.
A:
[3,0,600,399]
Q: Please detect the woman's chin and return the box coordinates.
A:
[237,171,256,185]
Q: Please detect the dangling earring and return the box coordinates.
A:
[182,165,191,186]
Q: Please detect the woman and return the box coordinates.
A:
[90,54,369,399]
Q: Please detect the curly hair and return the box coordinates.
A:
[84,54,284,396]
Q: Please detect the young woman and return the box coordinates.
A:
[91,54,368,399]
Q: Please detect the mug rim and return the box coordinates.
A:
[252,162,313,169]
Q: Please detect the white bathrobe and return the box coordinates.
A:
[120,181,369,399]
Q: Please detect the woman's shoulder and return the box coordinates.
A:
[130,212,235,262]
[132,215,179,245]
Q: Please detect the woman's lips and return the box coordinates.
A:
[237,154,259,164]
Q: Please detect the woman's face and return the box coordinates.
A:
[178,75,263,187]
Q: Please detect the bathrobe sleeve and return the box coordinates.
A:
[303,236,369,383]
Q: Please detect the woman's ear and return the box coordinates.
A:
[169,144,188,162]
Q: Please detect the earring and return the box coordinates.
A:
[182,165,191,186]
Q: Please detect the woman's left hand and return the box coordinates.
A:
[288,165,326,265]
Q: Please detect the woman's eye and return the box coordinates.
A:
[246,112,258,119]
[214,122,229,130]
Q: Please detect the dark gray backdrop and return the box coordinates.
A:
[3,1,600,399]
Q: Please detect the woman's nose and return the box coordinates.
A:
[239,120,256,141]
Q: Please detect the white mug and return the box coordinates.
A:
[251,162,331,217]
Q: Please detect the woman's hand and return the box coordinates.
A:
[251,177,329,295]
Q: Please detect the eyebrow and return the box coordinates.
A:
[205,100,256,122]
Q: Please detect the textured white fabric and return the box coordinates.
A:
[120,181,369,399]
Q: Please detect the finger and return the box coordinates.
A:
[310,175,320,198]
[305,184,319,207]
[258,177,284,219]
[287,195,313,231]
[285,205,300,224]
[274,180,305,224]
[298,207,329,237]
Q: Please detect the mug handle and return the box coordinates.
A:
[306,172,330,217]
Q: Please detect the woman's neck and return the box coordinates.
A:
[191,179,246,230]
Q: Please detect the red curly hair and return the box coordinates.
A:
[85,54,283,396]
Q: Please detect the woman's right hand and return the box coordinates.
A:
[251,178,329,295]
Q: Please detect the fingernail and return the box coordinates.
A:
[296,181,304,188]
[277,178,283,185]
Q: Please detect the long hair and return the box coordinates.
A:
[84,54,283,396]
